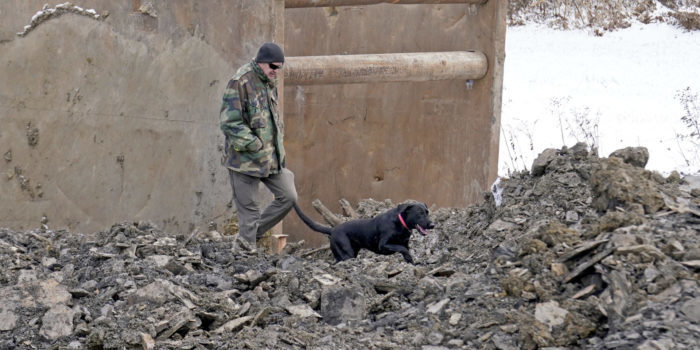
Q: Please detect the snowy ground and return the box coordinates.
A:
[500,22,700,176]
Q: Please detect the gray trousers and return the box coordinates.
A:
[228,168,297,244]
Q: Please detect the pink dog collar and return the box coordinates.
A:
[398,213,410,231]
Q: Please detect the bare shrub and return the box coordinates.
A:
[501,123,531,174]
[670,11,700,30]
[508,0,700,33]
[674,87,700,169]
[550,96,600,150]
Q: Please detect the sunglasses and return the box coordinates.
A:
[268,63,283,70]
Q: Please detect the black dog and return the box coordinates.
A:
[293,201,435,263]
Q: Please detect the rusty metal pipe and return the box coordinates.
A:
[284,51,487,85]
[285,0,487,8]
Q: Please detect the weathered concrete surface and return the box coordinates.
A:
[283,1,506,246]
[0,1,280,233]
[1,1,506,244]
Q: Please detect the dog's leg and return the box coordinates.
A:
[329,240,344,262]
[378,243,414,264]
[330,234,356,262]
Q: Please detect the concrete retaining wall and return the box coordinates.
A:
[0,1,506,246]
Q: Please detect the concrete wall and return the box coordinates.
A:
[283,1,506,246]
[0,0,281,233]
[0,0,505,246]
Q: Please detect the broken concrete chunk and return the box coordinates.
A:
[285,304,322,318]
[0,307,18,331]
[39,305,75,339]
[535,301,568,329]
[320,285,366,325]
[531,148,558,176]
[427,298,451,314]
[608,146,649,168]
[213,316,253,333]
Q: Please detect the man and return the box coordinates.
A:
[220,42,297,252]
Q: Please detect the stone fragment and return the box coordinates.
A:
[314,274,341,286]
[252,306,271,325]
[608,146,649,168]
[679,297,700,323]
[285,304,322,318]
[39,305,74,339]
[427,331,444,345]
[550,262,568,277]
[637,338,675,350]
[0,307,18,331]
[35,279,72,307]
[572,284,596,299]
[564,210,579,223]
[320,285,366,325]
[213,316,253,333]
[69,288,91,298]
[140,333,155,350]
[680,260,700,269]
[531,148,558,176]
[67,341,82,349]
[535,301,568,328]
[156,318,189,340]
[145,255,171,268]
[427,298,450,314]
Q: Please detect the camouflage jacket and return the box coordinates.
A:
[220,60,285,177]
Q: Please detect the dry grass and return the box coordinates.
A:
[670,10,700,29]
[508,0,700,33]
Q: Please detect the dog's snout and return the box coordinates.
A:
[427,221,435,229]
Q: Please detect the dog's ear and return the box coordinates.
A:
[397,203,411,214]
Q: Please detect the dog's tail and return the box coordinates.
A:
[292,202,332,235]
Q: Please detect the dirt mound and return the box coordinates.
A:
[1,143,699,349]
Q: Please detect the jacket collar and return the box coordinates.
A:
[251,60,276,88]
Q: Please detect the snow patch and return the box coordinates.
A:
[17,2,104,37]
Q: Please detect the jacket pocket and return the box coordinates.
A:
[246,137,263,152]
[249,111,268,129]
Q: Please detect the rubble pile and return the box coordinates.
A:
[1,143,699,349]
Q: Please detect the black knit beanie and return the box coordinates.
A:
[255,42,285,63]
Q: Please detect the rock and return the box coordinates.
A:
[427,331,444,345]
[591,157,664,213]
[0,307,18,331]
[531,148,558,176]
[320,285,366,325]
[213,316,253,333]
[637,338,675,350]
[285,304,322,318]
[39,305,75,339]
[35,279,72,307]
[69,288,91,298]
[535,301,568,328]
[427,298,450,314]
[679,297,700,323]
[0,140,698,349]
[608,146,649,168]
[134,280,176,304]
[146,255,171,268]
[564,210,579,223]
[66,340,83,349]
[140,333,155,350]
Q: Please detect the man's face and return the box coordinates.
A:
[259,62,283,80]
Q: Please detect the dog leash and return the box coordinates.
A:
[398,214,410,231]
